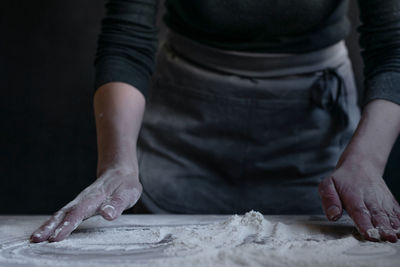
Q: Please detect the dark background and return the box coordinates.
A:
[1,1,399,214]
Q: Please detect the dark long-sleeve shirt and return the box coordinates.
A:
[94,0,400,106]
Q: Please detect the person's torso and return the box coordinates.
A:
[164,0,350,53]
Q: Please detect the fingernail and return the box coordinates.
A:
[30,233,41,242]
[102,205,115,218]
[33,233,41,239]
[327,206,341,220]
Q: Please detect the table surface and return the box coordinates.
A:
[0,215,399,267]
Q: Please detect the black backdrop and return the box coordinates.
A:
[1,1,399,214]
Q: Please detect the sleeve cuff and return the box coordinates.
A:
[94,59,150,100]
[363,72,400,107]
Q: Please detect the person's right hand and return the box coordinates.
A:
[30,167,142,243]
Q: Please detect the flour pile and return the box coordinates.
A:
[1,211,398,267]
[48,211,396,267]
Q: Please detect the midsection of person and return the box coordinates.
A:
[137,30,360,214]
[164,0,348,52]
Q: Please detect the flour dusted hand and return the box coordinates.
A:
[318,100,400,243]
[30,77,147,242]
[30,168,142,243]
[318,162,400,243]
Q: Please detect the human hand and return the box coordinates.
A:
[318,159,400,242]
[30,167,142,243]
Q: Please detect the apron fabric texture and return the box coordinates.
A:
[136,31,361,214]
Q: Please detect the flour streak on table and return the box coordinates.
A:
[0,214,399,267]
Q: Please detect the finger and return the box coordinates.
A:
[100,187,141,221]
[30,210,66,243]
[367,204,397,243]
[394,201,400,220]
[346,203,379,242]
[48,209,84,242]
[318,177,343,221]
[387,210,400,238]
[394,203,400,237]
[48,195,105,242]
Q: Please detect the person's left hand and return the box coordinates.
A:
[318,158,400,242]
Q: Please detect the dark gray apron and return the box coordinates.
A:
[136,31,360,214]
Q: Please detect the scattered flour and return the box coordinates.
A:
[0,211,399,267]
[366,228,380,240]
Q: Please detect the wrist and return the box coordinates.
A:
[337,99,400,173]
[96,156,138,178]
[96,143,138,175]
[337,143,386,175]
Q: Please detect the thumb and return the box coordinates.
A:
[100,203,118,221]
[99,187,141,221]
[318,176,343,221]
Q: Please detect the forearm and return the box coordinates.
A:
[94,82,145,176]
[338,99,400,173]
